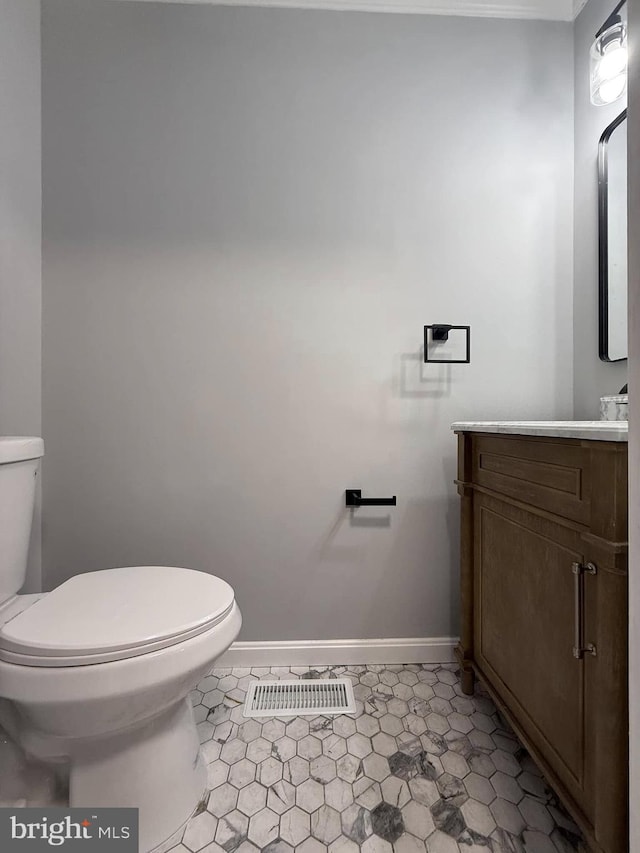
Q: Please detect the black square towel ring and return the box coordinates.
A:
[424,324,471,364]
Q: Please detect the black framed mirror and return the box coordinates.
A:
[598,109,627,362]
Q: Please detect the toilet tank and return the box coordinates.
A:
[0,438,44,604]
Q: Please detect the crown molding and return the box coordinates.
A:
[106,0,578,22]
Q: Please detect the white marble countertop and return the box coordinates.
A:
[451,421,628,442]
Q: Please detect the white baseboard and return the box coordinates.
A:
[217,637,458,668]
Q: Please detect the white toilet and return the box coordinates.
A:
[0,437,242,852]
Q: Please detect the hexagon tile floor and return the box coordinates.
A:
[162,664,585,853]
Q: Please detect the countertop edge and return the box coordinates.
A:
[450,421,628,443]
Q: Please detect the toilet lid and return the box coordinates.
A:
[0,566,235,666]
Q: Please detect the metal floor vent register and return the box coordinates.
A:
[243,678,356,717]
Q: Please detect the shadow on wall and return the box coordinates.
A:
[372,495,460,639]
[313,504,392,557]
[306,494,460,639]
[396,352,452,399]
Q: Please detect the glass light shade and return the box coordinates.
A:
[590,20,628,106]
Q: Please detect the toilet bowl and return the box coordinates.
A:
[0,438,242,852]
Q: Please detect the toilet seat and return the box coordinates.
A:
[0,566,235,667]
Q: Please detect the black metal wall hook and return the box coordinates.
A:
[346,489,397,508]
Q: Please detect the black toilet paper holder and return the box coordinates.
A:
[346,489,397,508]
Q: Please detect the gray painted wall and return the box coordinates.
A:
[0,0,42,592]
[42,0,573,641]
[573,0,628,417]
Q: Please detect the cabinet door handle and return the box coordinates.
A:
[572,561,597,659]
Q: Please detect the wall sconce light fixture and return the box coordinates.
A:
[590,2,627,106]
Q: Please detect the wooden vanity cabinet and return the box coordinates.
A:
[455,431,628,853]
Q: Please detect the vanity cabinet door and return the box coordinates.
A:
[473,491,594,820]
[457,432,628,853]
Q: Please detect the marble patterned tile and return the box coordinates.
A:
[279,805,311,846]
[208,783,238,818]
[296,778,325,814]
[266,779,296,815]
[401,800,434,839]
[310,753,336,783]
[329,837,360,853]
[370,801,404,843]
[246,807,279,847]
[139,663,584,853]
[311,803,342,843]
[256,756,283,788]
[353,776,383,811]
[460,797,496,837]
[319,776,350,808]
[213,809,248,851]
[297,837,326,853]
[282,755,309,787]
[182,811,218,852]
[236,781,266,817]
[341,802,373,843]
[227,759,256,790]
